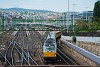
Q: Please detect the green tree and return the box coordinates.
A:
[93,1,100,22]
[76,20,88,31]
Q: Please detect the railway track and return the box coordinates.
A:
[57,50,70,65]
[14,28,40,65]
[44,47,77,65]
[41,31,50,44]
[5,41,13,65]
[57,43,78,65]
[1,27,43,66]
[12,27,44,65]
[1,26,78,66]
[57,48,77,65]
[15,41,38,65]
[29,30,44,65]
[0,30,16,65]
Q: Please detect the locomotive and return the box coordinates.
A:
[43,32,57,62]
[43,31,61,62]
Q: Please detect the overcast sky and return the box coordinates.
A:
[0,0,98,12]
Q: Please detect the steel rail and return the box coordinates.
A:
[57,52,70,64]
[14,45,30,65]
[33,31,44,64]
[27,29,42,64]
[20,30,38,65]
[29,30,44,64]
[57,48,77,65]
[0,52,12,65]
[11,42,15,65]
[15,41,38,65]
[5,41,13,65]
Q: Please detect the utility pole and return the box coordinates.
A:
[72,4,76,33]
[2,15,4,33]
[68,0,69,12]
[1,14,5,44]
[66,0,69,32]
[72,4,76,42]
[85,7,89,22]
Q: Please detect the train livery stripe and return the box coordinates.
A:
[43,52,56,57]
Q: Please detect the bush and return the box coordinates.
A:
[72,36,76,42]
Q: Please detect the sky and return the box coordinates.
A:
[0,0,98,12]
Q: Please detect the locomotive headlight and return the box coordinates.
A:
[54,53,56,57]
[44,55,45,56]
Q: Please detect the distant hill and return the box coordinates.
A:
[0,8,52,12]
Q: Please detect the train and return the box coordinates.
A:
[43,31,61,63]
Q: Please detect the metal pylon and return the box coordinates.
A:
[1,15,4,33]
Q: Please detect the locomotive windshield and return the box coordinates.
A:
[45,38,56,52]
[46,38,55,43]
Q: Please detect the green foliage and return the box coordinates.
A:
[72,36,76,42]
[76,20,88,31]
[93,1,100,22]
[75,20,100,32]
